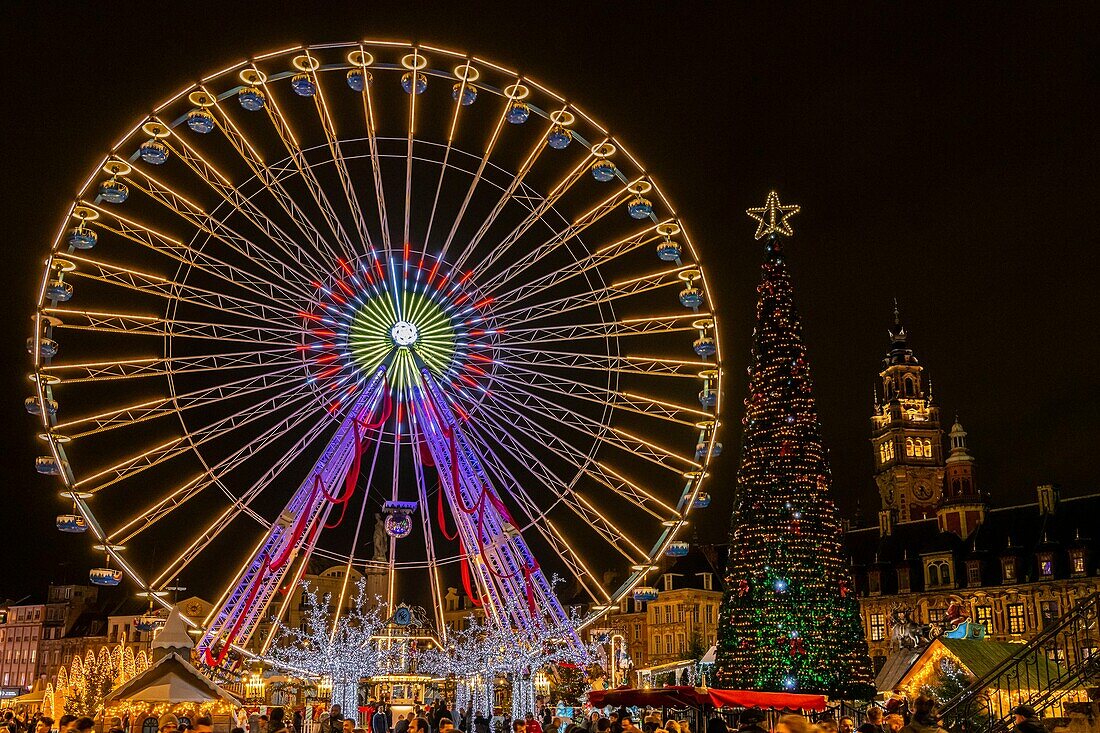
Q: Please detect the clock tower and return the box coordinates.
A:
[871,305,944,521]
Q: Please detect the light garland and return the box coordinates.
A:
[267,579,399,714]
[104,700,240,720]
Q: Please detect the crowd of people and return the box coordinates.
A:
[0,694,1049,733]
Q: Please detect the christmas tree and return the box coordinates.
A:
[714,192,874,699]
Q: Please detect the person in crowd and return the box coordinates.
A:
[883,716,904,733]
[232,728,246,733]
[595,721,610,733]
[394,713,413,733]
[323,707,344,733]
[524,714,540,733]
[372,707,389,733]
[156,719,178,733]
[737,710,767,733]
[774,716,811,733]
[1012,706,1044,733]
[293,710,303,733]
[438,720,454,733]
[192,718,214,733]
[270,710,291,733]
[899,696,946,733]
[544,718,561,733]
[858,709,884,733]
[342,721,355,733]
[704,713,727,733]
[511,721,526,733]
[57,718,77,733]
[817,719,838,733]
[472,715,489,733]
[258,716,269,733]
[33,718,52,733]
[839,718,855,733]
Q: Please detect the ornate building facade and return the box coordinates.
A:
[849,313,1099,675]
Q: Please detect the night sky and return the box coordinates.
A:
[1,2,1097,599]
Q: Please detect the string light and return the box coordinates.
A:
[745,191,800,240]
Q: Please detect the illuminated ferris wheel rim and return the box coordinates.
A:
[29,39,725,644]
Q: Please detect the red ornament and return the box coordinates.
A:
[779,441,794,456]
[839,579,850,598]
[738,579,750,597]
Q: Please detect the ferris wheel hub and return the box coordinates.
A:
[390,320,419,347]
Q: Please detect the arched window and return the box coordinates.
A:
[904,377,915,396]
[906,437,915,457]
[142,718,158,733]
[923,439,933,457]
[927,564,939,586]
[952,479,961,495]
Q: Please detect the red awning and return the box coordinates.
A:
[587,686,827,712]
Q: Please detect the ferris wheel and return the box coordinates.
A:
[28,40,723,663]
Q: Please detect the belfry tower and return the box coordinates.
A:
[870,305,944,521]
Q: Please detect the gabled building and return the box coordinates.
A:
[848,309,1099,673]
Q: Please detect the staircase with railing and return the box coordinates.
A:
[938,592,1100,733]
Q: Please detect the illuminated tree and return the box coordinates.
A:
[65,646,120,717]
[715,193,874,699]
[267,579,396,714]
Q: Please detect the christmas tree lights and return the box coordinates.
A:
[267,579,398,713]
[714,192,874,699]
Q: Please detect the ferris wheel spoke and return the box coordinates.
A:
[154,122,333,285]
[490,220,670,308]
[53,367,305,439]
[449,117,553,270]
[458,146,597,277]
[407,416,450,635]
[120,162,320,302]
[422,70,476,254]
[301,56,376,254]
[352,54,392,251]
[65,252,302,328]
[468,393,679,522]
[201,87,347,267]
[45,307,303,345]
[492,358,710,427]
[74,374,327,493]
[40,346,300,384]
[480,369,699,472]
[84,203,307,308]
[460,401,650,562]
[151,383,347,588]
[472,386,690,511]
[489,344,710,379]
[491,264,691,328]
[497,312,710,345]
[250,69,358,261]
[402,52,424,248]
[108,391,327,545]
[438,89,515,261]
[476,177,640,293]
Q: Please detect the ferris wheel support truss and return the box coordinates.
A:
[411,366,574,643]
[199,366,389,663]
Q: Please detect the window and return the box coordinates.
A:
[1070,550,1086,575]
[897,567,911,594]
[906,438,915,457]
[879,441,894,464]
[665,634,673,654]
[705,605,713,624]
[975,605,993,633]
[664,607,672,624]
[923,439,933,458]
[1002,557,1017,583]
[1038,552,1054,577]
[701,573,713,591]
[868,570,881,595]
[929,607,945,626]
[1007,603,1026,634]
[872,655,887,674]
[869,613,886,642]
[1047,648,1066,664]
[966,561,982,586]
[652,635,660,653]
[663,574,674,591]
[904,377,915,396]
[677,633,685,652]
[634,624,640,641]
[927,559,952,588]
[1040,600,1060,628]
[1082,644,1097,660]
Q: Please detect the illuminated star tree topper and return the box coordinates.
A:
[746,190,801,240]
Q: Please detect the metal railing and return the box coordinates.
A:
[939,592,1100,733]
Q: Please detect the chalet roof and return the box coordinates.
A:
[104,651,240,706]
